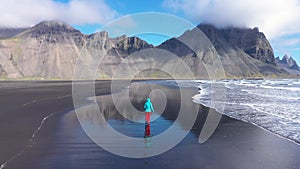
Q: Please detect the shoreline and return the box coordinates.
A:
[201,104,300,146]
[0,75,299,81]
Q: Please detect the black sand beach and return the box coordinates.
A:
[0,80,300,169]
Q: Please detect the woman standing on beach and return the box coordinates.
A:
[144,97,155,124]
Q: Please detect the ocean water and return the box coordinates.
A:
[192,79,300,144]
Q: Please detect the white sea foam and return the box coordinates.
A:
[193,79,300,144]
[258,85,300,91]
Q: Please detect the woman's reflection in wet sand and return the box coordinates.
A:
[144,123,152,148]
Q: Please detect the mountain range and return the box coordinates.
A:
[275,55,300,76]
[0,21,296,79]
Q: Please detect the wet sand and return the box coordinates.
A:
[0,81,118,169]
[0,81,300,169]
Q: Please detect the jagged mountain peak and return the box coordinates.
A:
[88,31,109,39]
[275,55,300,76]
[21,20,82,39]
[115,36,153,55]
[280,54,290,64]
[15,20,85,46]
[278,54,293,63]
[33,20,76,31]
[120,36,151,46]
[276,55,299,70]
[35,20,67,26]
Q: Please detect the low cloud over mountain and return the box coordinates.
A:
[163,0,300,40]
[0,0,117,28]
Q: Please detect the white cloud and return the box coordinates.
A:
[281,38,300,46]
[292,48,300,51]
[163,0,300,39]
[98,15,137,37]
[0,0,117,27]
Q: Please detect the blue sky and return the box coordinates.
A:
[1,0,300,64]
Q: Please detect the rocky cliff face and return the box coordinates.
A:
[0,21,291,79]
[198,24,275,64]
[22,21,85,46]
[158,24,287,77]
[114,37,153,57]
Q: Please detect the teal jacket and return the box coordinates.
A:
[144,98,154,112]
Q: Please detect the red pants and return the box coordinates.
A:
[145,112,151,124]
